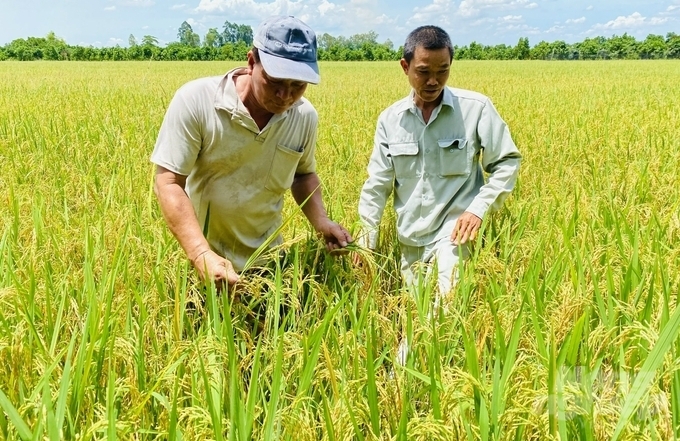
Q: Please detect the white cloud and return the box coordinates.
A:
[457,1,473,17]
[591,12,668,31]
[586,5,593,11]
[406,0,454,25]
[566,17,585,24]
[318,0,335,16]
[457,0,536,18]
[119,0,155,6]
[171,4,187,10]
[142,25,149,29]
[502,15,522,22]
[546,25,564,33]
[193,0,399,40]
[649,17,670,24]
[516,0,535,7]
[602,12,645,29]
[107,37,125,46]
[373,14,392,25]
[196,0,341,27]
[468,13,523,28]
[195,0,284,15]
[105,0,154,7]
[317,0,399,36]
[463,13,541,39]
[504,23,539,33]
[471,17,496,25]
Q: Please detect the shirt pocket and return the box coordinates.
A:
[389,141,419,179]
[265,144,303,194]
[438,138,471,176]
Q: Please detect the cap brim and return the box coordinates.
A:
[259,51,320,85]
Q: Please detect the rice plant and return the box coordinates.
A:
[0,59,679,440]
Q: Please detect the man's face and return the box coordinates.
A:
[400,46,451,106]
[248,53,308,114]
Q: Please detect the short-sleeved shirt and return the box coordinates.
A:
[358,86,521,249]
[151,68,318,271]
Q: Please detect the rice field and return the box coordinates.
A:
[0,59,679,440]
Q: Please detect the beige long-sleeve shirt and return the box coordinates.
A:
[358,86,521,249]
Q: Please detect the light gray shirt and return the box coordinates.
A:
[358,86,521,249]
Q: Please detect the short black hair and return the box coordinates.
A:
[403,26,453,64]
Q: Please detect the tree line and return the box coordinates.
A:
[460,34,680,60]
[2,21,680,61]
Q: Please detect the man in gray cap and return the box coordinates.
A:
[152,16,352,288]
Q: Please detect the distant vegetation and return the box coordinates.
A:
[1,21,680,61]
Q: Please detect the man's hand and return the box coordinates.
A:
[350,231,372,266]
[451,212,482,245]
[315,218,354,253]
[191,249,240,287]
[290,172,353,253]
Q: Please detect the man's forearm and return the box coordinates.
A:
[466,155,521,218]
[155,182,211,262]
[290,172,329,230]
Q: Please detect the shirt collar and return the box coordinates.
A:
[397,86,455,115]
[214,67,303,118]
[214,67,243,114]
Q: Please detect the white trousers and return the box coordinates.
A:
[394,237,469,365]
[400,236,470,300]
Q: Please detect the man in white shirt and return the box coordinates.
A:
[357,25,521,301]
[152,16,352,288]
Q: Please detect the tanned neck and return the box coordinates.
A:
[235,74,273,131]
[416,93,443,124]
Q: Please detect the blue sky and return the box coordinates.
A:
[1,0,679,47]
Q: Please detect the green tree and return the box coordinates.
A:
[6,37,43,60]
[318,32,336,51]
[548,40,569,60]
[138,35,161,59]
[514,37,530,59]
[141,35,159,47]
[640,34,667,59]
[42,31,68,60]
[578,37,602,59]
[204,27,221,48]
[349,31,378,49]
[178,21,200,47]
[222,21,253,45]
[9,26,680,62]
[237,24,253,46]
[667,32,680,58]
[163,42,189,60]
[489,44,513,60]
[607,33,638,59]
[384,38,394,51]
[530,40,551,59]
[468,41,486,60]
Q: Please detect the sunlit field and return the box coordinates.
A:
[1,59,679,440]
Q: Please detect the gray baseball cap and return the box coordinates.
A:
[253,15,320,84]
